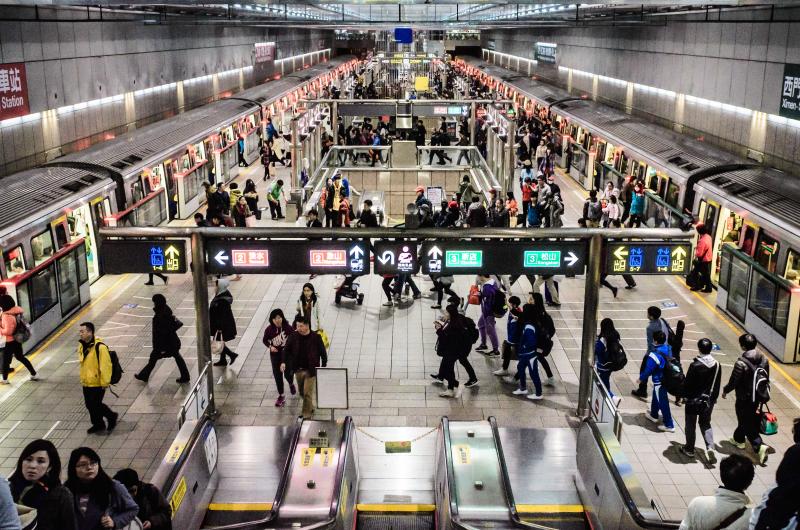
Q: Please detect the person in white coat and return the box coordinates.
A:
[680,454,754,530]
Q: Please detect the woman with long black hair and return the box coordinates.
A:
[530,292,556,386]
[135,294,190,384]
[263,308,296,407]
[65,447,138,530]
[10,439,76,530]
[595,318,621,400]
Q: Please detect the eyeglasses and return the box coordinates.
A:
[76,462,98,470]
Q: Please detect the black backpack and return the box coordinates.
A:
[661,353,686,397]
[492,289,508,318]
[606,341,628,372]
[462,317,480,355]
[742,357,771,404]
[95,342,123,386]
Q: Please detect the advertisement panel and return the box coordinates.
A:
[0,62,29,121]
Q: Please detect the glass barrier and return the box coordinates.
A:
[323,146,392,169]
[417,146,485,169]
[106,189,169,228]
[569,142,588,176]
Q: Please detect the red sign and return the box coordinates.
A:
[309,249,346,267]
[0,63,29,121]
[232,250,269,267]
[254,42,276,63]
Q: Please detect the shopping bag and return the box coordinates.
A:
[17,504,37,530]
[468,285,480,305]
[317,329,331,349]
[211,331,225,356]
[245,214,257,227]
[760,403,778,435]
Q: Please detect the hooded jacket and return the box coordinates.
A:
[723,349,769,401]
[0,305,23,343]
[641,343,670,385]
[684,354,722,402]
[679,487,751,530]
[263,321,294,357]
[209,290,236,341]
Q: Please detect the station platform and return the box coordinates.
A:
[1,159,799,522]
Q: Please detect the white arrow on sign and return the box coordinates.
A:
[565,252,579,267]
[349,245,364,259]
[428,245,443,259]
[214,251,229,266]
[378,251,395,265]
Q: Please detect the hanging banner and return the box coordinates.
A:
[0,62,30,121]
[779,63,800,121]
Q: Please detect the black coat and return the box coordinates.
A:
[152,306,181,354]
[436,317,467,359]
[11,477,77,530]
[684,355,722,402]
[723,349,769,401]
[133,482,172,530]
[209,291,237,341]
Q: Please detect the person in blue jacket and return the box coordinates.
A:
[595,318,620,399]
[511,304,543,401]
[637,330,675,431]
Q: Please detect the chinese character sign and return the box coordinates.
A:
[779,63,800,121]
[0,62,30,121]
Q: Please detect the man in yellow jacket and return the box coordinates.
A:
[78,322,118,434]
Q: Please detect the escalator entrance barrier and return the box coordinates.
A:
[355,504,435,530]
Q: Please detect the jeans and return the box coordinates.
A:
[533,275,560,305]
[456,150,469,165]
[516,354,542,395]
[83,387,115,428]
[137,350,190,381]
[650,384,674,428]
[685,404,714,451]
[269,199,283,219]
[733,399,762,451]
[270,354,293,395]
[294,369,316,419]
[2,341,36,380]
[394,274,420,297]
[478,314,499,350]
[381,277,395,302]
[598,369,613,398]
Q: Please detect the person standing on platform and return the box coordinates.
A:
[749,444,800,529]
[210,279,238,367]
[305,209,323,228]
[637,330,675,432]
[493,296,522,379]
[628,181,646,227]
[512,304,543,401]
[680,338,722,462]
[722,333,770,466]
[77,322,118,434]
[595,318,621,400]
[583,190,603,228]
[135,294,190,384]
[475,275,500,357]
[267,179,288,220]
[632,306,668,399]
[679,454,754,530]
[281,317,326,420]
[1,295,37,384]
[263,309,296,407]
[691,224,714,293]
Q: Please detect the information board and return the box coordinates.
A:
[373,242,420,275]
[316,368,349,410]
[205,240,369,275]
[419,241,586,275]
[101,240,188,274]
[605,242,691,275]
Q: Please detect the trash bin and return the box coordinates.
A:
[289,190,304,221]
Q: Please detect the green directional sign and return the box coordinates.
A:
[445,250,483,268]
[524,250,562,268]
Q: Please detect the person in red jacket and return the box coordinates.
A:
[1,294,37,384]
[692,225,714,293]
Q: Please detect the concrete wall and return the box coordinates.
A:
[0,6,334,176]
[481,7,800,176]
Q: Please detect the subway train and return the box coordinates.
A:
[0,55,357,352]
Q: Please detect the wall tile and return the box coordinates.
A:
[766,22,788,63]
[20,21,44,62]
[733,24,752,60]
[0,22,23,63]
[749,23,769,62]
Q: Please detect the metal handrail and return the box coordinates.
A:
[177,361,213,427]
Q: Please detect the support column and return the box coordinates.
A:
[470,102,477,146]
[290,117,300,188]
[191,233,211,372]
[577,234,603,417]
[505,122,516,192]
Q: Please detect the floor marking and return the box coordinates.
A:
[117,312,151,319]
[516,504,585,514]
[774,380,800,411]
[356,504,436,513]
[666,276,695,305]
[43,421,61,439]
[101,334,139,340]
[0,421,21,445]
[207,502,273,511]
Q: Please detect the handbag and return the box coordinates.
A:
[759,403,778,435]
[316,329,330,349]
[245,214,257,227]
[468,285,480,305]
[686,361,719,415]
[120,517,144,530]
[211,331,225,356]
[16,504,36,530]
[173,316,183,331]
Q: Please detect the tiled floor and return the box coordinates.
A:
[1,160,798,522]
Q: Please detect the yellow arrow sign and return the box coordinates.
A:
[672,246,687,259]
[165,245,180,258]
[613,246,628,261]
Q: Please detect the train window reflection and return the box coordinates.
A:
[3,246,26,278]
[749,270,776,328]
[31,230,55,267]
[785,249,800,285]
[30,265,57,321]
[754,231,779,273]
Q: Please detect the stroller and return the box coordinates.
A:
[335,275,364,305]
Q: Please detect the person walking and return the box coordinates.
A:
[135,294,191,384]
[281,317,327,420]
[78,322,118,434]
[475,275,500,356]
[263,309,296,407]
[637,330,675,432]
[433,304,478,397]
[493,296,522,379]
[1,295,37,384]
[512,304,543,401]
[210,279,238,366]
[595,318,621,400]
[679,454,755,530]
[10,439,76,530]
[749,444,800,529]
[691,224,714,293]
[430,275,458,310]
[113,468,171,530]
[267,179,288,220]
[722,333,770,465]
[296,283,321,331]
[680,338,722,462]
[632,306,669,399]
[530,293,557,385]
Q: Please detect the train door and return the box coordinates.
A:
[68,199,106,282]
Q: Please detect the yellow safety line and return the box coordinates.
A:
[516,504,585,514]
[208,502,273,511]
[690,290,800,393]
[7,274,129,381]
[356,504,436,513]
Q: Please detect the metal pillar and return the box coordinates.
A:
[290,117,300,188]
[191,232,212,371]
[470,102,477,146]
[505,122,516,193]
[577,233,603,417]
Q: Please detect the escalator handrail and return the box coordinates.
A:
[585,419,680,529]
[487,417,556,530]
[440,417,477,530]
[157,415,213,500]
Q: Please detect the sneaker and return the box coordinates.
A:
[107,412,119,432]
[526,393,543,401]
[678,446,695,458]
[0,380,9,385]
[631,389,648,399]
[475,344,489,352]
[289,384,297,395]
[502,376,517,385]
[658,425,675,433]
[228,352,239,365]
[87,425,105,434]
[758,445,769,465]
[545,376,556,386]
[487,350,501,357]
[625,284,637,290]
[29,374,39,381]
[464,379,479,388]
[144,281,154,286]
[383,301,394,307]
[275,395,286,407]
[439,389,455,398]
[645,413,660,423]
[430,374,444,385]
[213,360,228,367]
[493,369,510,376]
[413,293,422,300]
[512,389,528,396]
[706,448,717,465]
[134,373,148,382]
[430,304,442,309]
[728,437,746,450]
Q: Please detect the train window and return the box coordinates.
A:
[741,226,756,256]
[29,265,57,321]
[131,181,144,203]
[54,223,68,249]
[785,249,800,284]
[30,230,55,267]
[749,270,776,328]
[727,255,750,322]
[775,284,791,337]
[665,181,679,208]
[754,232,779,273]
[15,283,31,322]
[77,244,89,284]
[719,246,732,290]
[3,246,26,278]
[57,251,80,317]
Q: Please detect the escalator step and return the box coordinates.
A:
[357,513,435,530]
[521,514,590,529]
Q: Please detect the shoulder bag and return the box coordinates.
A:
[211,331,225,356]
[712,506,747,530]
[686,361,719,415]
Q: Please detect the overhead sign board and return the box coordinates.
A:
[101,240,188,274]
[419,241,586,275]
[205,240,369,275]
[605,243,691,275]
[534,42,557,65]
[779,63,800,121]
[373,242,419,275]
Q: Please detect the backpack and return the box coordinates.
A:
[662,353,686,397]
[742,357,771,404]
[492,289,507,318]
[13,314,32,343]
[586,200,602,221]
[661,318,684,360]
[606,341,628,372]
[462,317,480,355]
[95,342,123,386]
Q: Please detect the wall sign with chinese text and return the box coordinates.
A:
[419,241,586,275]
[534,42,557,65]
[779,63,800,121]
[0,62,30,121]
[205,240,369,275]
[254,42,276,63]
[605,243,691,275]
[101,240,188,274]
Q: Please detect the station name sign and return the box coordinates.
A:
[605,243,691,275]
[102,240,188,274]
[779,63,800,121]
[419,241,586,275]
[205,240,369,275]
[0,62,30,121]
